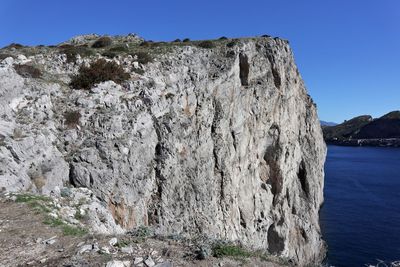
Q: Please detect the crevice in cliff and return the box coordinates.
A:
[267,224,285,254]
[211,99,225,204]
[239,209,247,228]
[297,160,309,198]
[264,124,282,205]
[239,53,249,86]
[68,163,77,187]
[148,114,169,225]
[267,53,281,88]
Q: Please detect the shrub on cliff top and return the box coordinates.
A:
[91,36,112,48]
[70,59,130,90]
[198,40,215,49]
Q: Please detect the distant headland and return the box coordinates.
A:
[322,111,400,147]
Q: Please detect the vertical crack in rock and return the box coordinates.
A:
[298,160,309,198]
[211,99,225,205]
[239,53,249,86]
[6,145,20,164]
[149,114,165,225]
[239,208,247,228]
[267,52,281,88]
[264,124,282,204]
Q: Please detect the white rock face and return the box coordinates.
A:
[0,36,326,265]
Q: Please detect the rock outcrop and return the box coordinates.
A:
[0,35,326,265]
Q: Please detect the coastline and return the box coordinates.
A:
[325,138,400,147]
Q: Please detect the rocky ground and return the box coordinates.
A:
[0,190,287,267]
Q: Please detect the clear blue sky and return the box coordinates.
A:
[1,0,399,122]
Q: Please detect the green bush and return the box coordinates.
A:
[70,59,130,90]
[139,41,152,47]
[92,36,112,48]
[131,51,153,64]
[219,36,228,40]
[198,40,215,49]
[14,64,42,78]
[109,45,129,52]
[62,225,87,236]
[212,244,252,258]
[226,41,237,48]
[102,51,119,59]
[182,38,190,42]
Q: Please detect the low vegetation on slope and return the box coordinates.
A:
[70,59,130,89]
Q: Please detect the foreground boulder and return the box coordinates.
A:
[0,35,326,265]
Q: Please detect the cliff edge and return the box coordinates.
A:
[0,35,326,265]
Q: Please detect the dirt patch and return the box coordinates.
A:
[0,195,287,267]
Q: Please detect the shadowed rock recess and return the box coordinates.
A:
[0,34,326,265]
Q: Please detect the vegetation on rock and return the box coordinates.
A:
[92,36,113,48]
[198,40,215,49]
[14,64,42,78]
[59,45,94,63]
[70,59,130,89]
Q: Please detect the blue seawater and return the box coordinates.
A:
[321,145,400,266]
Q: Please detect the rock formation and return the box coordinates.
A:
[0,35,326,265]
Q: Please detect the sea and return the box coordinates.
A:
[320,145,400,266]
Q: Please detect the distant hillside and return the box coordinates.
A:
[323,111,400,147]
[320,120,338,127]
[354,111,400,139]
[323,115,372,140]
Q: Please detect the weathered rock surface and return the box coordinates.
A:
[0,35,326,265]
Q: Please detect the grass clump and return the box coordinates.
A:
[62,225,88,236]
[198,40,215,49]
[14,64,42,78]
[15,194,53,214]
[212,244,252,258]
[44,216,88,236]
[74,209,85,221]
[70,59,130,90]
[92,36,112,48]
[43,217,65,227]
[129,225,153,242]
[15,194,51,203]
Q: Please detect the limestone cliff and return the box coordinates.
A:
[0,35,326,265]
